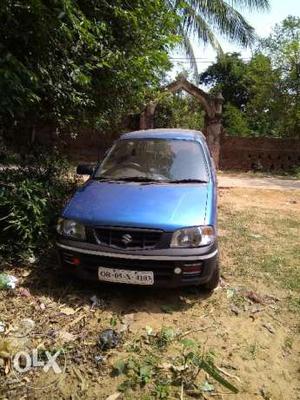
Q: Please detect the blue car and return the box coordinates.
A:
[56,129,219,290]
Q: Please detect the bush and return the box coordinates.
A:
[0,148,77,263]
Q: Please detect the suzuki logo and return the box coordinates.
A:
[121,233,133,246]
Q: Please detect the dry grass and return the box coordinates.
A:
[0,187,300,399]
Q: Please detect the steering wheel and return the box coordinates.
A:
[121,161,144,171]
[104,161,144,175]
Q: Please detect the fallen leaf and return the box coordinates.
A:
[60,306,77,316]
[262,323,275,334]
[230,305,240,316]
[105,392,122,400]
[158,362,172,370]
[250,304,262,314]
[120,313,135,332]
[171,364,188,372]
[264,294,280,303]
[250,234,262,239]
[245,291,264,304]
[18,288,31,297]
[59,330,77,343]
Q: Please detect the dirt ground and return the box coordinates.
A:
[0,184,300,400]
[218,172,300,190]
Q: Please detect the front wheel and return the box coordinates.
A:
[202,264,220,291]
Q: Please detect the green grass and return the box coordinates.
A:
[219,205,300,310]
[113,327,239,398]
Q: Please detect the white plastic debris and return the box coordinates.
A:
[0,321,5,333]
[0,273,18,290]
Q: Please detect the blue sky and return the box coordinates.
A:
[170,0,300,76]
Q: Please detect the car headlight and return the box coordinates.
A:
[56,218,86,240]
[170,226,215,248]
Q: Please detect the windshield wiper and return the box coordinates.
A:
[116,176,163,182]
[94,177,116,181]
[94,176,164,183]
[169,179,208,184]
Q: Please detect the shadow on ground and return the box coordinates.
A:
[22,250,213,316]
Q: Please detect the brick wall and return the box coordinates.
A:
[11,126,300,171]
[34,127,120,162]
[219,136,300,171]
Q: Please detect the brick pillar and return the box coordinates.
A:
[205,117,222,169]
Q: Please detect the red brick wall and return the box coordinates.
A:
[220,136,300,171]
[34,127,120,162]
[19,127,300,171]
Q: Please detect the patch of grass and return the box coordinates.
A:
[152,327,176,350]
[242,342,259,361]
[283,336,293,351]
[231,292,248,308]
[287,296,300,313]
[219,205,300,301]
[112,327,239,398]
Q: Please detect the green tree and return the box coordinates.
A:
[168,0,270,74]
[199,52,250,109]
[0,0,177,139]
[245,53,280,136]
[199,17,300,138]
[258,16,300,136]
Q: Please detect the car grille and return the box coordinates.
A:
[92,227,163,250]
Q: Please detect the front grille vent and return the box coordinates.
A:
[93,227,162,250]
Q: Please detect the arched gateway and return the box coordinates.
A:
[139,76,224,168]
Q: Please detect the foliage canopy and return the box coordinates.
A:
[199,16,300,137]
[0,0,177,137]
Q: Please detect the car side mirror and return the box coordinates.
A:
[76,164,95,175]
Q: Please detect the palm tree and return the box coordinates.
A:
[167,0,270,74]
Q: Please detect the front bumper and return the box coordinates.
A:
[56,239,218,288]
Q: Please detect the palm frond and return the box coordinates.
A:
[180,3,223,52]
[230,0,270,11]
[177,24,199,79]
[167,0,270,76]
[181,0,258,47]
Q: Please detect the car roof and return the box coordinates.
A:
[120,128,206,142]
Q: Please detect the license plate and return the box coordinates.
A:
[98,267,154,285]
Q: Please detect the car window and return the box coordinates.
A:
[95,139,209,182]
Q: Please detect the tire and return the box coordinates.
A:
[203,264,220,291]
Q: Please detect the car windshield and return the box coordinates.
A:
[94,138,209,182]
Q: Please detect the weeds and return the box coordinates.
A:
[113,327,239,398]
[151,327,176,350]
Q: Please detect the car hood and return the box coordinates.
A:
[63,180,209,231]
